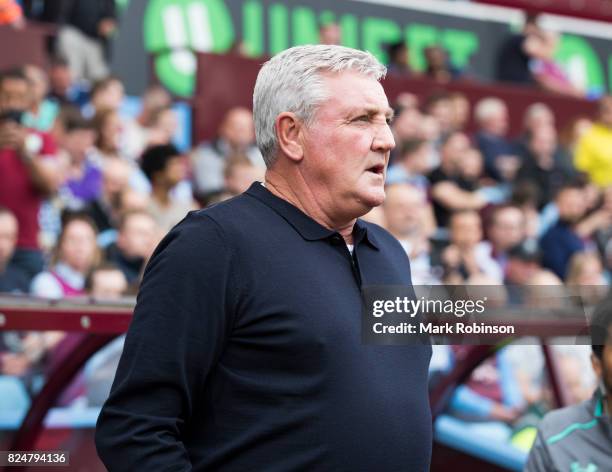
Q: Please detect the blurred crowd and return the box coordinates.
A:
[0,2,610,459]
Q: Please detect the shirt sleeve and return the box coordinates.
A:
[95,212,238,471]
[524,428,554,472]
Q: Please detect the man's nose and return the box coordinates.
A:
[372,123,396,153]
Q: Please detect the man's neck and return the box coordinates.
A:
[264,171,355,244]
[152,185,171,206]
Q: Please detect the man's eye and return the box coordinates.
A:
[354,115,369,122]
[386,117,393,125]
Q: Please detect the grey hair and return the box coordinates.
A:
[474,97,507,125]
[253,44,386,167]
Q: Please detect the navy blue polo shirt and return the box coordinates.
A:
[96,182,432,471]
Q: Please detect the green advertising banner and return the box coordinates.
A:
[110,0,612,98]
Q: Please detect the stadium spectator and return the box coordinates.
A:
[423,91,454,136]
[429,132,486,228]
[386,138,432,189]
[485,204,526,272]
[191,107,264,200]
[525,295,612,471]
[391,101,423,146]
[47,56,90,108]
[0,68,62,281]
[140,144,197,233]
[524,30,583,98]
[55,0,117,82]
[105,210,158,285]
[0,207,29,293]
[86,263,128,300]
[516,125,574,209]
[84,76,125,118]
[223,154,265,197]
[91,108,122,159]
[504,240,542,286]
[386,41,412,76]
[423,45,462,83]
[510,181,542,239]
[495,13,539,84]
[474,97,521,182]
[540,183,588,279]
[566,251,608,303]
[383,184,439,284]
[146,106,179,147]
[319,22,341,45]
[558,115,592,158]
[440,210,503,283]
[30,214,99,298]
[574,95,612,188]
[448,92,470,132]
[55,106,101,207]
[83,157,131,234]
[22,65,59,132]
[522,102,555,137]
[122,85,173,158]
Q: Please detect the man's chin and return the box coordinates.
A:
[358,187,386,209]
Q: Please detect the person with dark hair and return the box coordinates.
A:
[47,56,91,108]
[516,125,575,209]
[386,138,431,190]
[540,183,588,280]
[525,294,612,471]
[495,13,540,84]
[56,106,101,207]
[423,45,462,83]
[0,68,63,281]
[140,144,197,233]
[386,41,412,76]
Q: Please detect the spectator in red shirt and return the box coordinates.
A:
[0,68,63,281]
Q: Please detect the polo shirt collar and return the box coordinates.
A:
[245,182,379,250]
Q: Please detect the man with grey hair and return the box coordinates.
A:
[96,44,432,471]
[474,97,520,182]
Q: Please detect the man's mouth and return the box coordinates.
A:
[366,164,385,175]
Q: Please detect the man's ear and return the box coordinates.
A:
[275,112,304,162]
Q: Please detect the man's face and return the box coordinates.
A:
[299,71,395,218]
[440,133,470,168]
[163,155,187,187]
[489,208,525,252]
[484,107,508,136]
[0,78,29,113]
[557,188,587,223]
[529,126,557,159]
[91,270,128,299]
[221,109,255,149]
[49,65,72,95]
[383,185,424,238]
[450,212,482,248]
[119,214,157,259]
[0,213,18,267]
[62,129,96,161]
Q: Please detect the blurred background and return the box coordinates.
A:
[0,0,610,470]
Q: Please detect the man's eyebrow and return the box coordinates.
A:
[348,107,395,119]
